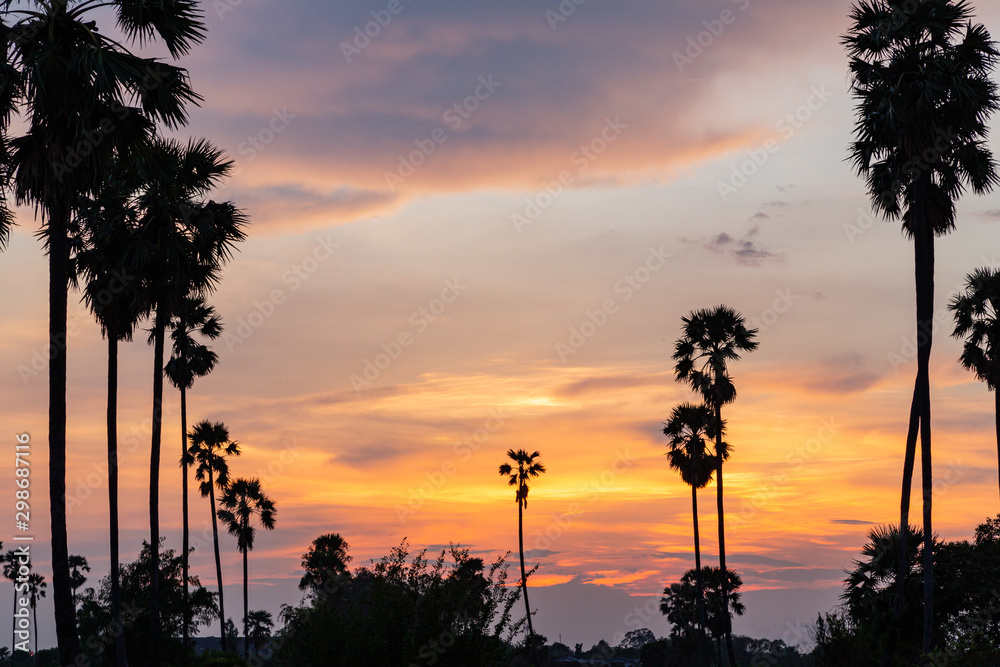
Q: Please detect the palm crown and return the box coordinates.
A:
[673,306,759,408]
[186,420,241,495]
[498,449,546,508]
[843,0,1000,235]
[663,403,723,490]
[218,477,276,554]
[165,294,222,391]
[950,267,1000,390]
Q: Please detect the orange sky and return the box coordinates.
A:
[3,0,1000,650]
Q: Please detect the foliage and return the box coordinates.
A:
[273,540,523,666]
[660,567,745,641]
[298,532,352,597]
[74,540,217,666]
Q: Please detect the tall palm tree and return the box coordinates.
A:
[186,420,241,653]
[298,532,352,597]
[217,477,277,656]
[950,267,1000,504]
[74,170,147,667]
[843,0,1000,655]
[133,137,246,656]
[164,294,222,646]
[0,3,204,661]
[673,305,758,666]
[663,403,720,667]
[498,449,546,646]
[26,572,46,658]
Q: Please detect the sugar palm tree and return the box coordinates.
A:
[26,572,46,657]
[74,169,147,667]
[663,403,720,667]
[298,532,352,597]
[844,0,1000,655]
[0,4,204,660]
[186,420,241,652]
[217,477,277,656]
[67,554,89,605]
[950,267,1000,504]
[134,137,246,656]
[673,305,758,666]
[165,294,222,646]
[245,610,274,655]
[498,449,546,645]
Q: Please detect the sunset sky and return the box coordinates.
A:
[4,0,1000,651]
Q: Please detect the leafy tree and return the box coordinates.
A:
[244,611,273,655]
[298,533,352,598]
[619,628,656,651]
[186,421,241,652]
[950,267,1000,504]
[498,449,545,646]
[673,305,757,665]
[69,555,90,604]
[75,540,218,667]
[0,2,204,660]
[165,294,222,646]
[843,0,1000,656]
[660,566,744,657]
[217,478,276,656]
[275,542,522,666]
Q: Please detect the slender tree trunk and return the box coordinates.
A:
[915,211,935,653]
[48,204,80,665]
[715,404,737,667]
[108,337,128,667]
[995,389,999,504]
[883,386,920,667]
[32,603,37,658]
[210,469,228,653]
[692,486,707,667]
[518,498,534,658]
[181,385,190,648]
[149,318,166,667]
[243,547,249,658]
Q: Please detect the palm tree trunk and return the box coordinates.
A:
[243,547,249,658]
[692,486,707,667]
[210,469,228,653]
[181,385,190,648]
[149,318,166,667]
[518,499,534,651]
[48,203,80,665]
[995,389,999,504]
[883,386,920,667]
[715,404,737,667]
[915,210,935,653]
[108,337,128,667]
[32,602,37,658]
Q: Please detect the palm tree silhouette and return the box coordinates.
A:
[0,4,204,660]
[74,174,147,667]
[134,137,246,654]
[844,0,1000,655]
[67,554,89,607]
[186,420,241,653]
[26,572,46,657]
[298,532,352,597]
[498,449,546,646]
[218,478,277,657]
[673,305,758,666]
[244,610,274,655]
[950,267,1000,504]
[2,550,21,664]
[663,403,720,666]
[165,294,222,646]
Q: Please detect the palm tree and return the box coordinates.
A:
[298,532,352,597]
[186,420,241,652]
[74,172,147,667]
[244,610,274,655]
[0,3,205,660]
[26,572,46,657]
[133,137,246,657]
[165,294,222,646]
[950,267,1000,504]
[217,478,277,656]
[673,305,758,666]
[843,0,1000,655]
[498,449,546,646]
[663,403,720,666]
[67,554,89,605]
[2,549,20,665]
